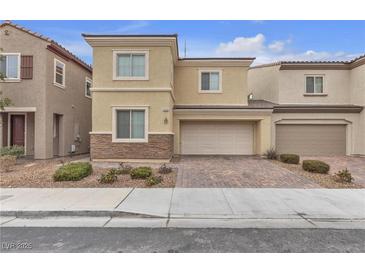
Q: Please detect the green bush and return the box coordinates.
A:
[280,154,300,164]
[158,164,172,174]
[0,145,24,158]
[119,163,133,174]
[53,162,92,181]
[130,166,153,179]
[334,168,354,183]
[264,148,277,160]
[302,160,330,174]
[146,175,163,186]
[98,170,118,184]
[109,168,123,175]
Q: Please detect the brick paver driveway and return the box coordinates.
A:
[302,156,365,184]
[173,156,320,188]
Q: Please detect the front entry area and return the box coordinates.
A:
[180,121,254,155]
[10,114,25,147]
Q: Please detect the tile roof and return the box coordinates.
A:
[1,20,92,72]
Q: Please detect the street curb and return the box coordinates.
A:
[0,210,159,218]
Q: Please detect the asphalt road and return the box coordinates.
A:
[1,227,364,252]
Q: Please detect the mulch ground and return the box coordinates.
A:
[0,157,176,188]
[273,160,364,189]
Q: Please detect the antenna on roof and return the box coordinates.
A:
[184,40,187,58]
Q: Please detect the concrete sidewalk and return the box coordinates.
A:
[1,188,364,228]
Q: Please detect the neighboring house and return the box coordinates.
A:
[0,21,92,159]
[249,56,365,156]
[83,34,273,162]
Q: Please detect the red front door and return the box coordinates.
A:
[10,115,25,147]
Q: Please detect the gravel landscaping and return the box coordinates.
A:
[273,160,364,189]
[0,156,176,188]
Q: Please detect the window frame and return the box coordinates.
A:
[198,69,223,93]
[113,50,149,81]
[112,106,149,143]
[305,75,325,94]
[53,58,66,88]
[0,53,21,81]
[85,77,92,99]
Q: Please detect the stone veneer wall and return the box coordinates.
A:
[90,133,174,160]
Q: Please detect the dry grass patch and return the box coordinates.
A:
[273,160,364,189]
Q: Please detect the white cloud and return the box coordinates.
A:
[215,34,357,65]
[110,21,150,34]
[216,33,265,56]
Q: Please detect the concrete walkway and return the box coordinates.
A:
[1,188,364,228]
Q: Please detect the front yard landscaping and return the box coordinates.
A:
[0,156,176,188]
[273,160,364,189]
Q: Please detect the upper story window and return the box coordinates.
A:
[113,50,149,80]
[199,70,222,93]
[112,107,148,143]
[0,53,21,80]
[306,75,324,94]
[54,59,66,88]
[85,77,92,98]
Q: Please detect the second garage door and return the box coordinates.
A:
[276,124,346,156]
[181,121,254,155]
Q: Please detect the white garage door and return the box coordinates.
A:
[181,121,254,155]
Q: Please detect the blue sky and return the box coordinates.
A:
[10,20,365,65]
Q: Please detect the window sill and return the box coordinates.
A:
[1,79,21,83]
[54,82,66,90]
[112,139,148,143]
[85,95,92,99]
[199,90,223,94]
[303,93,328,97]
[113,77,149,81]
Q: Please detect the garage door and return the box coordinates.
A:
[181,121,254,155]
[276,124,346,156]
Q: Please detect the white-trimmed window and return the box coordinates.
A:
[0,53,21,80]
[306,75,324,94]
[199,70,222,93]
[113,50,149,80]
[112,107,148,143]
[85,77,92,98]
[54,59,65,88]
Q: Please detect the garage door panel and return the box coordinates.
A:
[276,124,346,156]
[181,121,254,155]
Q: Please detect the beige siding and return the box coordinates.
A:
[248,65,280,103]
[174,66,249,105]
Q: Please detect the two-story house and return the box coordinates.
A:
[0,21,92,159]
[249,56,365,156]
[83,34,273,162]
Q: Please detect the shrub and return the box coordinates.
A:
[0,145,24,158]
[334,168,354,183]
[119,163,132,174]
[280,154,300,164]
[109,168,123,175]
[130,166,153,179]
[0,155,17,172]
[264,148,277,160]
[302,160,330,174]
[146,175,163,186]
[98,170,118,184]
[53,162,92,181]
[158,164,172,174]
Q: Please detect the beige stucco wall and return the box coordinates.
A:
[0,25,92,159]
[173,110,271,155]
[278,69,351,104]
[174,65,249,105]
[248,65,280,103]
[272,112,362,155]
[350,63,365,155]
[92,91,173,133]
[92,46,173,89]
